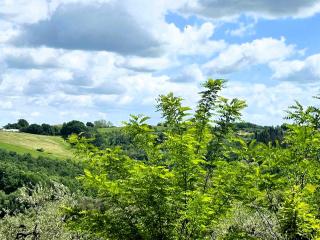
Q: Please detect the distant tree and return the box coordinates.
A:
[105,121,114,128]
[254,126,285,145]
[94,120,113,128]
[41,124,54,135]
[91,132,105,148]
[94,119,107,128]
[60,121,87,139]
[17,119,29,129]
[3,123,20,129]
[86,122,94,128]
[23,124,43,135]
[4,119,29,130]
[52,125,62,136]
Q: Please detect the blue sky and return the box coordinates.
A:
[0,0,320,126]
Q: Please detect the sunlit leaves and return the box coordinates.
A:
[66,78,320,239]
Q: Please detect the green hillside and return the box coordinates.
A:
[0,131,73,159]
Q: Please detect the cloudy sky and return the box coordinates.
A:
[1,0,320,126]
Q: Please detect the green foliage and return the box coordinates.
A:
[0,149,83,215]
[22,123,44,135]
[20,122,61,136]
[67,79,250,239]
[94,119,114,128]
[0,183,91,240]
[3,79,319,239]
[4,119,29,130]
[86,122,95,128]
[17,119,29,129]
[61,120,88,139]
[254,126,285,146]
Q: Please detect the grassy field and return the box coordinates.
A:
[0,131,73,159]
[96,127,120,134]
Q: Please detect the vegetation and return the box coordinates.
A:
[0,148,83,216]
[0,184,91,240]
[21,123,61,136]
[62,79,320,239]
[4,119,29,130]
[94,119,114,128]
[1,79,320,239]
[60,120,88,139]
[0,131,73,159]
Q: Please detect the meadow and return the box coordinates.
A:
[0,131,73,159]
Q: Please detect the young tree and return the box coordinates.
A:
[66,79,247,239]
[58,81,320,239]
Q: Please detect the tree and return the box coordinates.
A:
[66,79,247,239]
[4,119,29,130]
[52,125,62,136]
[17,119,29,129]
[23,124,43,135]
[60,121,87,139]
[3,123,20,129]
[41,124,54,135]
[86,122,94,128]
[94,120,113,128]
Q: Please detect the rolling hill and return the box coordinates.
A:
[0,131,73,159]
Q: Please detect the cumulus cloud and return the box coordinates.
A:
[204,37,296,74]
[0,0,49,24]
[182,0,320,19]
[226,21,256,37]
[0,20,20,43]
[0,99,13,110]
[270,53,320,82]
[170,64,204,82]
[2,47,59,69]
[223,81,320,125]
[116,56,173,72]
[0,0,319,126]
[166,22,226,57]
[13,2,162,56]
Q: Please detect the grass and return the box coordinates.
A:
[96,127,120,134]
[0,131,73,159]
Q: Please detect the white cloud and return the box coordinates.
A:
[270,53,320,82]
[0,20,19,43]
[116,55,173,72]
[226,21,256,37]
[0,0,49,24]
[0,99,13,110]
[181,0,320,19]
[13,1,162,56]
[4,0,225,59]
[171,64,204,82]
[2,47,60,69]
[165,22,226,57]
[223,81,320,125]
[0,0,319,127]
[204,37,296,74]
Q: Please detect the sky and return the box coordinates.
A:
[0,0,320,126]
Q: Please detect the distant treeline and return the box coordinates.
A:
[4,119,286,148]
[3,119,114,137]
[234,122,286,145]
